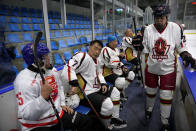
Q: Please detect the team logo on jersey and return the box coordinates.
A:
[152,38,170,61]
[45,75,58,101]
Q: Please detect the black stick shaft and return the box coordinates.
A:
[132,17,145,88]
[133,17,137,35]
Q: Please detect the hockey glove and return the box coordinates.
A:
[101,83,109,94]
[132,35,144,51]
[121,65,128,73]
[130,57,139,65]
[180,51,196,69]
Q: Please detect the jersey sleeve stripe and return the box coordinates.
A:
[104,48,110,59]
[112,61,120,63]
[176,22,184,40]
[180,41,183,48]
[125,37,131,45]
[76,53,86,70]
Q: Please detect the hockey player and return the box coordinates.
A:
[61,40,127,129]
[132,4,196,131]
[121,29,143,85]
[121,29,138,65]
[99,36,135,99]
[14,43,107,131]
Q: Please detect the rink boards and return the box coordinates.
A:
[175,30,196,131]
[182,29,196,102]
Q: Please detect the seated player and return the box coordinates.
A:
[99,36,135,100]
[14,42,107,131]
[61,40,127,129]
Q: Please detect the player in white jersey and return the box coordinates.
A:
[61,40,127,129]
[121,29,138,65]
[99,36,135,100]
[132,4,196,131]
[14,43,107,131]
[121,29,143,84]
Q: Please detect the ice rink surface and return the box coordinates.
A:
[184,30,196,59]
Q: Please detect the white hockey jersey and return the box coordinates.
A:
[121,36,137,60]
[99,46,124,76]
[14,68,65,131]
[61,52,106,96]
[143,22,187,75]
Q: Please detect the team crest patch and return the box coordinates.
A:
[152,38,170,61]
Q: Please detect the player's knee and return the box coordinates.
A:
[146,86,157,95]
[115,77,126,91]
[100,98,113,116]
[110,87,120,100]
[126,71,135,81]
[160,90,173,100]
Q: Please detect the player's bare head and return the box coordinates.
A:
[125,29,133,37]
[88,40,103,59]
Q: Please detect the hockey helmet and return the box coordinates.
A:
[22,43,50,65]
[152,4,170,17]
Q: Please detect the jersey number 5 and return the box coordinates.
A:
[16,92,24,106]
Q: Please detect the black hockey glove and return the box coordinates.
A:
[180,51,196,69]
[130,57,139,65]
[132,35,144,51]
[121,65,128,75]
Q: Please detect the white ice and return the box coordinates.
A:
[184,30,196,59]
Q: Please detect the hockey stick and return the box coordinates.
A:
[132,17,145,89]
[33,32,64,131]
